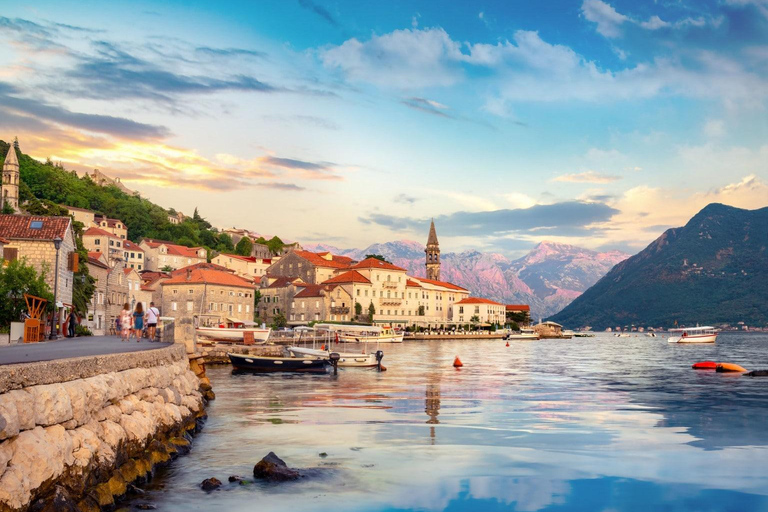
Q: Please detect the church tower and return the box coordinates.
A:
[2,139,20,212]
[425,219,441,280]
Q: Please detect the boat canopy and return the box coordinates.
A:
[669,326,716,332]
[313,323,381,333]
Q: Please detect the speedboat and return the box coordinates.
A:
[196,319,271,343]
[506,328,540,340]
[335,325,403,343]
[667,326,718,344]
[228,352,329,372]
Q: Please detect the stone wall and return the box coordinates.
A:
[6,236,75,306]
[0,345,206,512]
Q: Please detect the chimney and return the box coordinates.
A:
[186,268,191,281]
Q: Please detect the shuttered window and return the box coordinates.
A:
[3,247,18,261]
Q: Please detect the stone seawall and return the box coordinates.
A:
[0,345,207,512]
[198,343,284,365]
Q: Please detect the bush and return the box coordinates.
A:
[75,324,93,336]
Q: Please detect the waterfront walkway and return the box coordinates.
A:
[0,336,172,365]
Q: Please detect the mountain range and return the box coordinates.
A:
[305,240,629,319]
[551,203,768,329]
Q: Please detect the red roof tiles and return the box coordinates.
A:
[0,215,72,241]
[406,279,422,288]
[84,226,119,238]
[506,304,531,312]
[218,253,259,263]
[455,297,503,305]
[160,268,255,288]
[124,240,143,252]
[322,270,371,285]
[294,250,353,269]
[416,277,468,291]
[349,257,406,272]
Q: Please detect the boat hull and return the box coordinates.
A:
[506,334,540,340]
[228,353,329,372]
[196,327,271,342]
[668,334,717,343]
[287,346,380,368]
[338,334,403,344]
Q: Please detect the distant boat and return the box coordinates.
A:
[333,324,403,344]
[573,332,595,337]
[228,352,329,372]
[667,326,718,344]
[506,328,540,340]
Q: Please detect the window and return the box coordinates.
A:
[187,301,193,311]
[95,239,100,245]
[246,305,250,313]
[29,221,43,229]
[172,302,177,311]
[188,289,194,294]
[356,289,360,296]
[173,289,178,295]
[138,254,143,259]
[238,304,242,313]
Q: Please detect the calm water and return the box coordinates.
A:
[132,333,768,511]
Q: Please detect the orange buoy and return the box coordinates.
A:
[506,341,510,347]
[692,361,717,370]
[320,344,326,351]
[453,356,463,368]
[716,363,748,373]
[380,365,387,371]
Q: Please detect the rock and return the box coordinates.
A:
[319,452,328,458]
[29,485,78,512]
[136,504,157,510]
[203,390,216,401]
[253,452,300,482]
[228,475,243,482]
[200,477,222,491]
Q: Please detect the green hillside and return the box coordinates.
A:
[551,203,768,330]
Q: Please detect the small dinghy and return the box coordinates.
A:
[228,352,330,373]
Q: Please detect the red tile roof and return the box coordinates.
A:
[415,277,468,291]
[267,276,301,288]
[0,215,72,241]
[455,297,503,305]
[86,256,109,269]
[0,236,11,244]
[171,262,232,275]
[506,304,531,312]
[294,284,332,298]
[218,253,259,263]
[322,270,371,285]
[142,239,205,259]
[349,257,406,272]
[124,240,144,252]
[84,226,119,238]
[406,279,422,288]
[294,250,353,269]
[160,268,255,289]
[140,271,170,285]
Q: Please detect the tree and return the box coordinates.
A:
[271,313,287,329]
[71,221,95,315]
[235,237,253,256]
[1,203,14,214]
[161,265,174,272]
[470,315,480,329]
[253,290,262,308]
[365,254,391,264]
[0,259,54,327]
[217,233,234,252]
[355,302,363,317]
[368,301,376,320]
[418,305,425,316]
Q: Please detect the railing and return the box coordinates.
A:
[330,307,350,315]
[381,281,398,289]
[380,299,402,306]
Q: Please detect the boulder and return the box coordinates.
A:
[252,452,300,482]
[200,477,222,491]
[29,485,78,512]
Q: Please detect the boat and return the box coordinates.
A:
[196,319,271,342]
[561,330,575,339]
[506,328,540,340]
[228,352,329,372]
[667,326,718,344]
[573,332,595,337]
[646,333,657,337]
[332,324,403,343]
[288,346,384,368]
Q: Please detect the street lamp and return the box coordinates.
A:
[49,236,63,340]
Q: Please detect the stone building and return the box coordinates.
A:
[450,297,506,326]
[139,270,170,308]
[1,140,20,213]
[425,219,441,281]
[211,253,272,280]
[123,240,145,271]
[125,267,151,314]
[139,239,207,271]
[85,253,109,335]
[290,284,353,324]
[66,206,96,227]
[259,276,306,324]
[160,267,256,340]
[265,249,354,284]
[88,169,138,196]
[409,277,470,327]
[0,215,76,309]
[93,215,128,239]
[83,227,125,266]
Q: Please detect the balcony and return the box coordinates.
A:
[330,307,350,315]
[380,299,402,307]
[381,281,398,289]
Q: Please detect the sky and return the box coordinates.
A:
[1,0,767,257]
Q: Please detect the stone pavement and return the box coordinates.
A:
[0,335,172,366]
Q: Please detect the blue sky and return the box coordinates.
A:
[1,0,767,256]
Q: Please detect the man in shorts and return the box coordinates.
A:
[146,302,160,341]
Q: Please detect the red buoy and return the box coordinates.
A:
[320,344,326,351]
[692,361,717,370]
[506,341,510,347]
[453,356,463,368]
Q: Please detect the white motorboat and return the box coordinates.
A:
[196,320,271,342]
[506,328,540,340]
[667,326,717,344]
[330,324,403,343]
[287,346,384,368]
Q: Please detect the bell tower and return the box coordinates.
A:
[2,138,20,213]
[425,219,440,280]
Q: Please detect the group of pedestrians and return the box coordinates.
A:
[117,301,160,342]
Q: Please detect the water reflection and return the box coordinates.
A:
[127,333,768,512]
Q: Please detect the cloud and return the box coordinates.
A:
[360,201,619,238]
[194,46,267,59]
[0,81,170,140]
[553,171,622,183]
[257,182,306,191]
[703,119,725,138]
[297,0,339,27]
[394,193,419,205]
[321,27,465,88]
[401,97,453,118]
[581,0,629,38]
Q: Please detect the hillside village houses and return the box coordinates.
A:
[211,253,272,280]
[140,239,207,271]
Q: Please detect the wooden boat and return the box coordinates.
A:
[667,326,717,344]
[228,352,329,373]
[506,328,540,340]
[196,319,271,342]
[287,346,384,368]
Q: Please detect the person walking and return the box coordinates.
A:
[120,304,132,342]
[133,303,145,342]
[68,310,77,337]
[146,302,160,342]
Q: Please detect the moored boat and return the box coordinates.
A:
[334,325,403,343]
[196,320,271,342]
[506,328,540,340]
[287,346,384,368]
[228,352,329,372]
[667,326,718,344]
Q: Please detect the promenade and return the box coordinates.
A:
[0,336,172,365]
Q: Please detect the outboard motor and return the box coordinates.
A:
[329,352,341,375]
[375,350,384,372]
